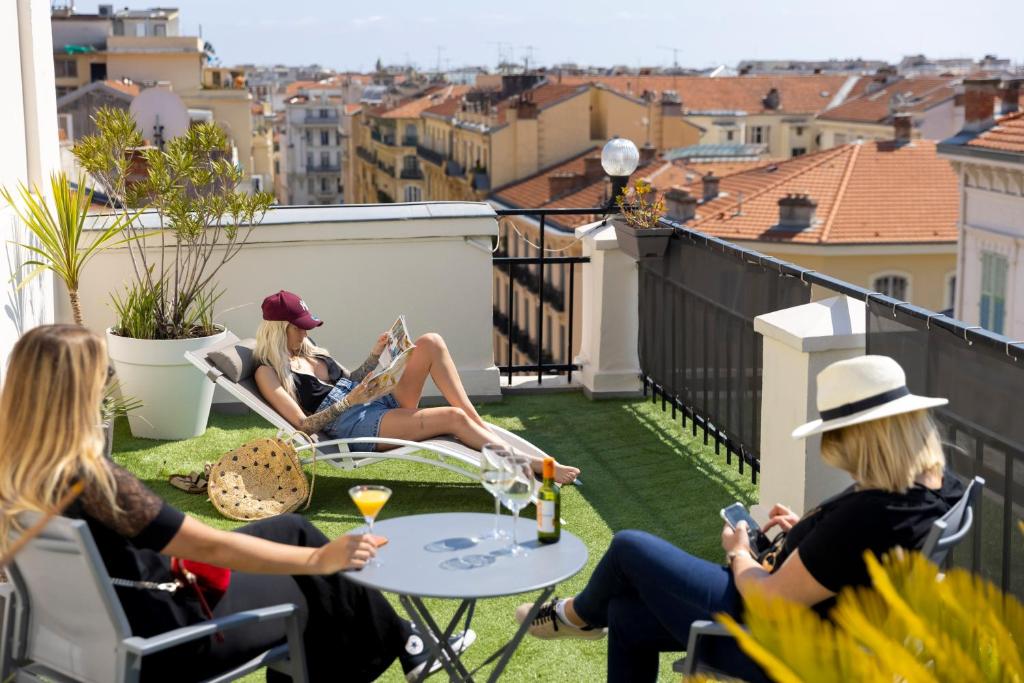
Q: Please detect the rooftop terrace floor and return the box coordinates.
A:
[113,393,759,681]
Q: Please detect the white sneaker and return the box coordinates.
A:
[515,599,606,640]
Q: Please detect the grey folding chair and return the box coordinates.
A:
[2,514,308,683]
[675,475,986,678]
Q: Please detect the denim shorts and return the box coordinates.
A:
[316,378,400,453]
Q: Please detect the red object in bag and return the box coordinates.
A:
[171,558,231,642]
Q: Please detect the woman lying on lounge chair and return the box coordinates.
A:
[253,290,580,485]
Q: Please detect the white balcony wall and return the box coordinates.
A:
[0,0,61,377]
[73,203,502,402]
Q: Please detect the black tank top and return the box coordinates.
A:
[289,354,345,415]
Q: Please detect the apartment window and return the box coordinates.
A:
[980,251,1008,334]
[404,186,421,202]
[320,151,330,167]
[320,130,330,145]
[791,147,807,157]
[944,272,957,312]
[336,132,342,145]
[54,58,77,78]
[795,126,805,136]
[153,23,166,36]
[725,130,735,142]
[305,130,312,144]
[319,109,329,119]
[403,156,418,172]
[404,123,417,144]
[306,152,313,168]
[747,126,769,144]
[873,274,909,301]
[307,178,314,193]
[320,177,329,193]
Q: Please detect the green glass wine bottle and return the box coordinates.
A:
[536,456,560,544]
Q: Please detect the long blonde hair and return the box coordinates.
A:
[254,320,329,399]
[820,409,945,493]
[0,325,117,551]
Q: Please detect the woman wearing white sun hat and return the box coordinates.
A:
[514,355,966,682]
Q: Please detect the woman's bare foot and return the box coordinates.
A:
[530,459,580,485]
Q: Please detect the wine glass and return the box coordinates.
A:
[499,454,535,557]
[480,443,513,539]
[348,485,391,566]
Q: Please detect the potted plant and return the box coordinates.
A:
[612,180,674,261]
[74,107,273,440]
[2,173,144,454]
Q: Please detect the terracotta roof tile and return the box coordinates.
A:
[689,140,958,244]
[818,77,956,123]
[426,83,588,123]
[559,74,859,114]
[104,79,140,97]
[966,111,1024,154]
[376,85,470,119]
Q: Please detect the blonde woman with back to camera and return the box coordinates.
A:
[512,355,966,682]
[252,290,580,483]
[0,324,477,682]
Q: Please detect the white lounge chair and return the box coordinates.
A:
[185,335,551,481]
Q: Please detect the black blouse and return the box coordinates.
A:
[291,354,345,414]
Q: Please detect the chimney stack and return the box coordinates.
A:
[583,155,604,182]
[639,144,657,164]
[1000,79,1021,115]
[962,78,1000,133]
[661,90,682,116]
[777,193,817,230]
[893,113,913,144]
[664,188,697,222]
[701,172,720,202]
[762,87,781,111]
[548,172,584,198]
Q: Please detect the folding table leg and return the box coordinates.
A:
[399,595,475,682]
[473,586,554,683]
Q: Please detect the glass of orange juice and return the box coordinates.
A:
[349,485,392,565]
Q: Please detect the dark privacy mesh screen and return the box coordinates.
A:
[638,234,811,477]
[867,299,1024,597]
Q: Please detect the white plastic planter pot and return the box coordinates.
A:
[106,327,228,440]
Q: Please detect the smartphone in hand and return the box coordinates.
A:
[720,502,771,555]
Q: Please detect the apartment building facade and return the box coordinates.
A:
[282,94,347,204]
[939,79,1024,337]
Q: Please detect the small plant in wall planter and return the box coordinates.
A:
[612,180,674,261]
[74,107,274,439]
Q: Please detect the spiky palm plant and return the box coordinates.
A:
[710,550,1024,682]
[1,174,139,325]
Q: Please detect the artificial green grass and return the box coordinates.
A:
[113,393,758,681]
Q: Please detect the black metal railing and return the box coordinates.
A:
[400,166,424,180]
[446,159,465,178]
[493,208,606,385]
[640,215,1024,596]
[376,160,396,176]
[306,162,340,172]
[401,136,419,146]
[417,145,445,167]
[355,146,376,163]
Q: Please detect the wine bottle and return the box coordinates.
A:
[536,456,560,544]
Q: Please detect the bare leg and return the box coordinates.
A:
[376,406,504,452]
[392,333,488,429]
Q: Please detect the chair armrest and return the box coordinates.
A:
[677,620,737,675]
[122,603,299,655]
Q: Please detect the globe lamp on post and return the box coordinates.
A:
[601,137,640,209]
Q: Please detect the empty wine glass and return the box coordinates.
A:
[480,443,513,539]
[499,454,535,557]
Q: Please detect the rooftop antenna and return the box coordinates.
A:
[435,45,445,74]
[520,45,536,72]
[488,42,509,72]
[658,46,683,70]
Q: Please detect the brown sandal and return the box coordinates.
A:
[169,463,212,494]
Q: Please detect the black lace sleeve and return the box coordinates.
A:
[79,461,185,551]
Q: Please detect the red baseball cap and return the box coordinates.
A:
[261,290,323,330]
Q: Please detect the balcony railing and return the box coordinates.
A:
[400,166,424,180]
[401,136,419,147]
[493,208,605,384]
[445,159,465,178]
[417,145,445,167]
[355,146,377,164]
[303,111,339,124]
[376,160,396,176]
[306,162,340,173]
[637,216,1024,597]
[371,130,396,146]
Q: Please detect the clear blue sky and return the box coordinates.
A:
[72,0,1022,71]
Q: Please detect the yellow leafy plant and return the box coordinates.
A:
[707,550,1024,682]
[615,180,665,229]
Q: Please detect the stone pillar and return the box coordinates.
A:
[574,221,643,398]
[752,295,865,519]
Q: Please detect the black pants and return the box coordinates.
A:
[145,514,408,682]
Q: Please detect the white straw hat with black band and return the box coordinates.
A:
[791,355,948,439]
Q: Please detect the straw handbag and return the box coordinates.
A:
[208,436,316,521]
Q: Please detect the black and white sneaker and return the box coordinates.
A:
[400,627,477,681]
[515,599,606,640]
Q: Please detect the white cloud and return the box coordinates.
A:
[351,15,385,28]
